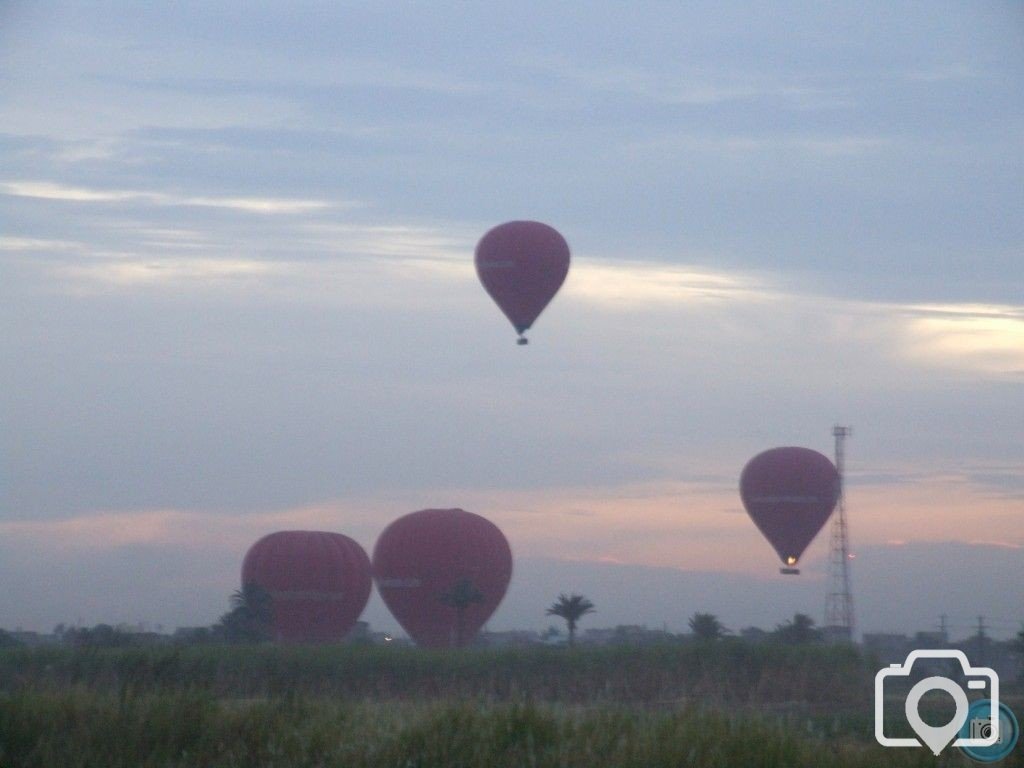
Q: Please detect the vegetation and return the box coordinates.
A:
[61,623,141,648]
[0,629,22,648]
[216,582,273,643]
[546,594,596,648]
[0,692,941,768]
[689,612,727,641]
[0,642,1017,767]
[0,641,871,705]
[773,613,823,645]
[440,578,485,647]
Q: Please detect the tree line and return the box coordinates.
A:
[7,586,1023,655]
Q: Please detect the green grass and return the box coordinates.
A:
[0,643,1017,767]
[0,692,944,768]
[0,640,870,704]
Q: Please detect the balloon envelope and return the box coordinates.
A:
[373,508,513,647]
[475,221,570,342]
[739,447,840,568]
[241,530,372,643]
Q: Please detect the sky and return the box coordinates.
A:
[1,1,1022,640]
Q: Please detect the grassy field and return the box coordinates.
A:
[0,642,1017,767]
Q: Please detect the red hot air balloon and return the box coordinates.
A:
[241,531,372,643]
[373,508,512,648]
[475,221,570,345]
[739,447,840,575]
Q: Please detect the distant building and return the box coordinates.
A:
[913,631,947,647]
[863,632,1020,685]
[949,636,1020,684]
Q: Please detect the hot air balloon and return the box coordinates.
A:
[241,530,372,643]
[739,447,840,575]
[475,220,570,345]
[373,508,512,647]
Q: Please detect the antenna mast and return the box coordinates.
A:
[824,425,855,642]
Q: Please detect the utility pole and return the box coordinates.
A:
[824,425,855,643]
[976,616,987,664]
[939,614,948,643]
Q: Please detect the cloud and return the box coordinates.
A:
[564,261,770,307]
[965,540,1021,550]
[0,180,340,214]
[0,503,357,552]
[2,180,136,203]
[0,236,83,251]
[626,132,893,160]
[102,58,485,99]
[183,196,334,214]
[56,257,282,286]
[898,303,1024,375]
[0,510,197,549]
[14,199,1019,380]
[9,460,1017,574]
[513,53,826,107]
[297,222,476,263]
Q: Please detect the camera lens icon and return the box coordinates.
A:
[959,699,1021,763]
[971,718,993,741]
[875,650,1001,755]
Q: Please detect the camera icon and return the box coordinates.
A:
[875,649,999,755]
[970,718,998,743]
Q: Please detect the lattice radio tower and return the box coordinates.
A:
[824,425,855,642]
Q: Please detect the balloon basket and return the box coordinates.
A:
[517,337,529,346]
[780,567,800,575]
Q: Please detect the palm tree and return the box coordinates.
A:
[219,582,273,642]
[773,613,822,644]
[546,593,595,648]
[688,612,726,641]
[440,578,484,647]
[230,582,272,614]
